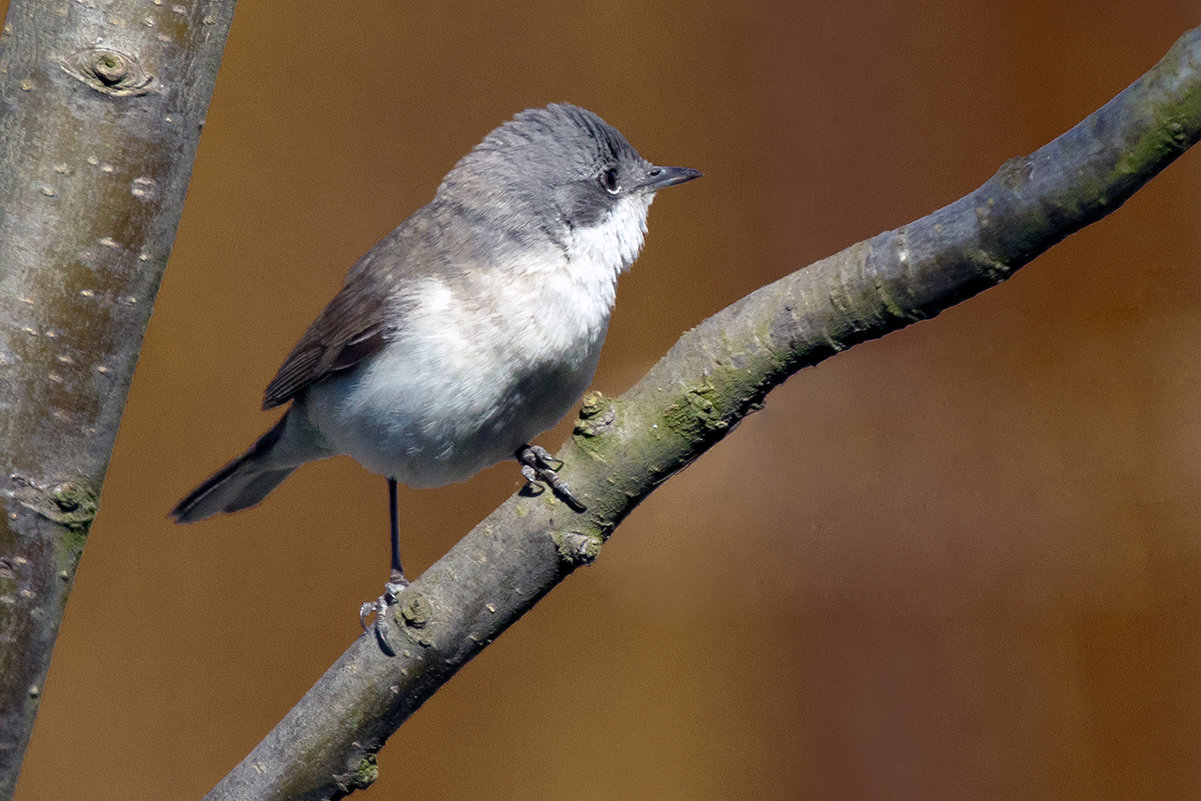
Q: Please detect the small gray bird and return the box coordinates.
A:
[170,103,700,628]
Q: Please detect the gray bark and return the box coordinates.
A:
[0,2,237,797]
[203,25,1201,801]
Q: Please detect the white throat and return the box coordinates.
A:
[569,193,654,282]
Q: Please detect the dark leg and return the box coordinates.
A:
[388,477,404,583]
[516,444,586,512]
[360,477,408,654]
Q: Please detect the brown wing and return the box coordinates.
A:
[261,256,397,410]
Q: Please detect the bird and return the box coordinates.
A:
[170,103,701,637]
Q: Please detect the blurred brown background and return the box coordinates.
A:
[9,1,1201,799]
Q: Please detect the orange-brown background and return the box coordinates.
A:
[10,2,1201,799]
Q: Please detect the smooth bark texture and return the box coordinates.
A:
[0,2,236,796]
[204,26,1201,801]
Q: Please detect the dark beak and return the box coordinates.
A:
[636,165,702,192]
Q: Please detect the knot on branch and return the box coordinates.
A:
[399,593,432,629]
[552,530,602,566]
[61,47,156,96]
[663,377,734,441]
[574,391,616,438]
[9,473,98,532]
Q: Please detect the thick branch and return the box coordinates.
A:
[205,27,1201,801]
[0,2,236,796]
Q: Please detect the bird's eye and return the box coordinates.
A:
[598,167,620,194]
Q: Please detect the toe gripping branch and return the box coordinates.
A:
[360,574,408,657]
[516,444,587,512]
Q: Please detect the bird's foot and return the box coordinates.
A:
[516,444,586,512]
[360,571,409,656]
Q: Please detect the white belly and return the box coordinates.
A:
[300,260,616,488]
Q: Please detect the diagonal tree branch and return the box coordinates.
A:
[204,26,1201,801]
[0,1,237,796]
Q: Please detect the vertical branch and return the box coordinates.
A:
[0,1,237,795]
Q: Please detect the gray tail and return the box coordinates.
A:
[170,416,297,524]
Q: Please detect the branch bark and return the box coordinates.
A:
[203,25,1201,801]
[0,2,236,796]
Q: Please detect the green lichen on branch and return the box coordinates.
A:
[335,754,378,793]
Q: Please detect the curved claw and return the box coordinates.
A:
[374,614,397,657]
[359,600,379,632]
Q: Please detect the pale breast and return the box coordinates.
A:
[301,247,617,487]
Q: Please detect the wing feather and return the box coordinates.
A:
[261,246,400,409]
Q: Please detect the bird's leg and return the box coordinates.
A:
[516,444,587,512]
[360,477,409,655]
[387,475,406,586]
